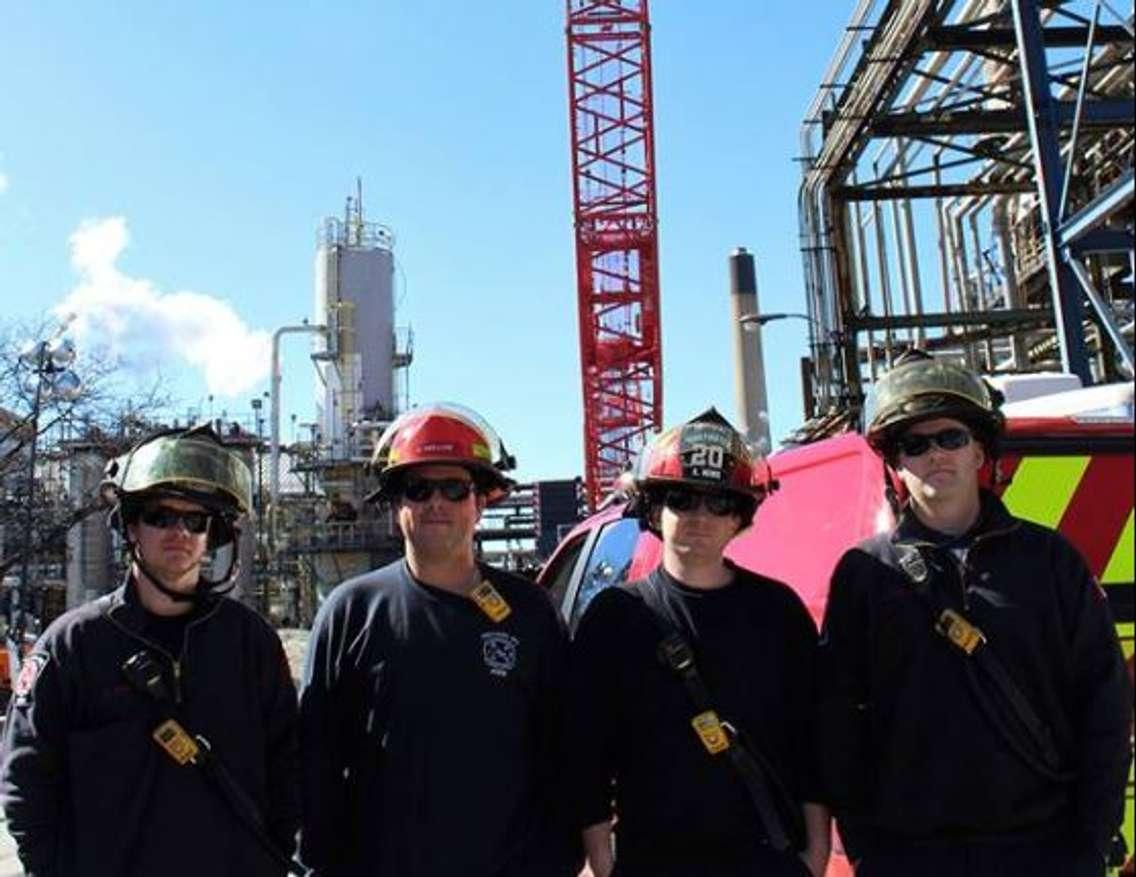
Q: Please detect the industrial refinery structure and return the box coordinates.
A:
[786,0,1133,438]
[2,186,583,637]
[2,0,1131,640]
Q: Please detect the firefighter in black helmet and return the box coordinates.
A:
[0,425,301,877]
[568,408,830,877]
[816,352,1131,876]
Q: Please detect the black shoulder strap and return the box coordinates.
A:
[120,651,310,876]
[892,544,1072,783]
[636,578,804,852]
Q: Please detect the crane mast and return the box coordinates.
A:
[566,0,663,509]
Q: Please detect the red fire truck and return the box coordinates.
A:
[539,384,1134,876]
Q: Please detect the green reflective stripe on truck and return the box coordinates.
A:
[1102,510,1134,585]
[1116,622,1134,656]
[1001,456,1090,529]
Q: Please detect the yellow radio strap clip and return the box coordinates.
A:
[936,608,986,655]
[691,710,731,755]
[471,580,512,623]
[153,718,201,766]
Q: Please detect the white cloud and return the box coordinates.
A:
[0,172,9,195]
[53,217,271,397]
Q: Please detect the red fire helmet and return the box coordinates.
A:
[631,407,775,499]
[367,402,516,504]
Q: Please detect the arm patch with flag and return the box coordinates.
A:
[13,653,49,708]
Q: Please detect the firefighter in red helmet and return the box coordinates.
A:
[299,403,578,876]
[816,352,1131,876]
[568,408,831,877]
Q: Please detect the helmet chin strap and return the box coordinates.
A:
[129,538,239,603]
[883,464,904,520]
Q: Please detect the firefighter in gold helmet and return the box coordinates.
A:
[299,403,578,876]
[568,408,831,877]
[0,425,301,876]
[103,424,254,598]
[816,352,1131,876]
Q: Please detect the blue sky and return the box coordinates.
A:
[1,1,853,484]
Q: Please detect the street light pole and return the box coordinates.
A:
[738,311,834,421]
[16,350,47,647]
[10,334,81,664]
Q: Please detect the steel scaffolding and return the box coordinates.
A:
[796,0,1134,438]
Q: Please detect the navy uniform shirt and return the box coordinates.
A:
[568,563,820,874]
[299,559,575,877]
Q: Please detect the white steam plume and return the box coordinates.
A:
[53,217,270,396]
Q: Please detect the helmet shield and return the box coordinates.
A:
[106,431,252,516]
[103,427,251,558]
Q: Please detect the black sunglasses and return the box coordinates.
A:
[401,477,475,503]
[139,507,212,534]
[897,427,972,457]
[661,487,739,517]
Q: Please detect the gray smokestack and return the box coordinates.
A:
[728,247,771,453]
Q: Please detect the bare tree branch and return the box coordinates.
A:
[0,316,176,580]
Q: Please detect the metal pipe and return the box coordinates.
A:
[270,323,327,543]
[849,168,878,378]
[968,211,996,370]
[992,198,1031,369]
[897,148,926,347]
[888,163,914,348]
[1057,0,1102,221]
[948,200,979,369]
[1059,169,1134,247]
[868,4,991,176]
[934,154,953,317]
[1065,254,1135,376]
[871,160,895,364]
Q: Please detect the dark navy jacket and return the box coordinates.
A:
[0,579,301,877]
[816,491,1131,858]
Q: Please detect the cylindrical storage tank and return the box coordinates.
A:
[728,247,771,452]
[64,447,114,608]
[314,228,341,451]
[313,211,396,459]
[230,444,258,609]
[237,518,258,609]
[336,244,395,418]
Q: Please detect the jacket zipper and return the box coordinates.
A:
[936,520,1020,613]
[105,598,224,704]
[174,605,223,702]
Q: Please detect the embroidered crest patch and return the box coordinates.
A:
[13,653,49,707]
[481,632,519,678]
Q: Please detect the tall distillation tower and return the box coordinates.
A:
[314,182,408,458]
[287,183,411,604]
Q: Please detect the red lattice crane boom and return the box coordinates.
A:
[566,0,663,510]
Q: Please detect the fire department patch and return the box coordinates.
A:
[13,653,49,707]
[481,632,519,678]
